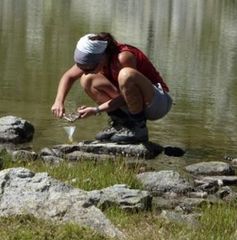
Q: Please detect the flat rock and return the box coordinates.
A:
[185,161,235,176]
[194,176,237,186]
[43,140,163,160]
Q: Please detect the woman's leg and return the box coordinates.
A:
[80,73,129,141]
[110,67,152,143]
[117,67,155,114]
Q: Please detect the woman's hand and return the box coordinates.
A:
[51,102,65,118]
[77,106,98,118]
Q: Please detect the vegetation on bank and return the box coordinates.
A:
[0,151,237,240]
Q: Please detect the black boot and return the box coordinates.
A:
[95,109,132,141]
[110,111,148,144]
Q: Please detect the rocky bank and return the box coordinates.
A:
[1,115,237,238]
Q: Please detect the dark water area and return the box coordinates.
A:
[0,0,237,168]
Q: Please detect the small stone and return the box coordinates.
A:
[231,158,237,166]
[12,150,38,162]
[188,191,208,198]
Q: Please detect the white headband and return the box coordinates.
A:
[74,34,108,65]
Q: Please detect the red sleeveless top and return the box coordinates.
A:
[103,43,169,92]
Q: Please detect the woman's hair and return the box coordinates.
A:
[89,32,119,56]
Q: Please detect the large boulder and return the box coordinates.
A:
[0,167,129,238]
[0,116,34,144]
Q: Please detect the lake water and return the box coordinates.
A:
[0,0,237,166]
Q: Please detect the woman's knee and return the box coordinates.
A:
[118,67,155,107]
[118,67,137,89]
[80,75,94,91]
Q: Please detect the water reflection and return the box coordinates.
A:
[0,0,237,162]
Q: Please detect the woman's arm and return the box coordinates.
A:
[78,95,126,118]
[98,95,126,112]
[51,64,83,117]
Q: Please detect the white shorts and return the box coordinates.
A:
[145,83,173,120]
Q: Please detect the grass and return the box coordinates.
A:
[0,215,107,240]
[1,151,237,239]
[105,203,237,240]
[2,153,142,191]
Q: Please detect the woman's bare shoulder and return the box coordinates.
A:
[118,51,136,68]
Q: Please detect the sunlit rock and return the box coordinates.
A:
[88,184,152,211]
[46,140,163,160]
[185,161,235,176]
[0,168,124,239]
[137,170,192,196]
[0,116,34,144]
